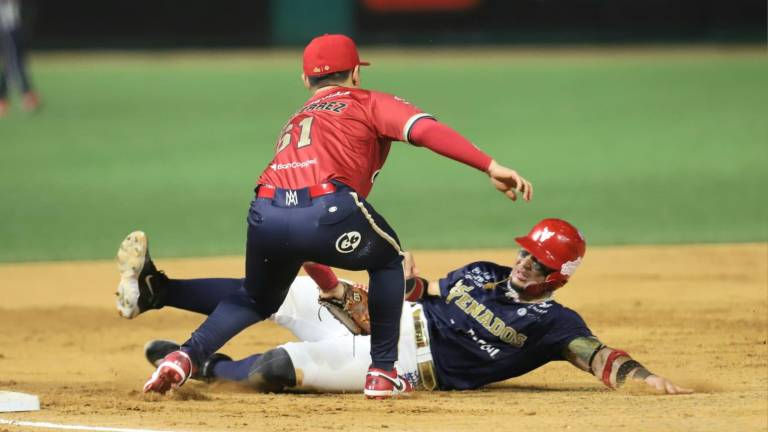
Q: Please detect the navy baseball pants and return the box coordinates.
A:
[0,28,33,99]
[181,182,405,371]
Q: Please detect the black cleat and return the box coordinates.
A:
[144,339,181,367]
[115,231,168,319]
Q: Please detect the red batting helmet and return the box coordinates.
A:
[514,218,586,296]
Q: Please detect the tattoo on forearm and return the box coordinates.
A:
[616,360,640,385]
[587,344,605,373]
[615,360,652,385]
[632,366,652,380]
[564,337,604,372]
[566,339,655,388]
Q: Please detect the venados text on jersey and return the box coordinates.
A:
[445,281,528,347]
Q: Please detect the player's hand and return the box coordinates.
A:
[402,251,418,279]
[487,160,533,202]
[643,375,693,395]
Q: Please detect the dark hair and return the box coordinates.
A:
[307,70,352,88]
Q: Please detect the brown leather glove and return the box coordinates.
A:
[318,281,371,335]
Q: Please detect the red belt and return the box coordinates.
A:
[256,182,336,199]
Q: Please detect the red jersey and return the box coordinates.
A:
[257,87,432,198]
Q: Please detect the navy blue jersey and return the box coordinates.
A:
[420,261,593,390]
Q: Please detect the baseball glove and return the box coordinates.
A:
[318,281,371,335]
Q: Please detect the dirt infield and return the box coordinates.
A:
[1,244,766,431]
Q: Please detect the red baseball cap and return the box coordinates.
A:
[303,34,370,77]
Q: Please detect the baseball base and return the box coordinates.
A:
[0,391,40,412]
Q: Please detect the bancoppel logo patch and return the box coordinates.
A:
[335,231,361,253]
[270,159,317,171]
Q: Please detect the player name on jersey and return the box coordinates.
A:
[298,101,349,114]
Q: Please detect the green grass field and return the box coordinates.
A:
[1,49,766,262]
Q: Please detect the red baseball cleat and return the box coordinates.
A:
[21,92,40,113]
[143,351,194,394]
[364,367,413,399]
[0,99,9,117]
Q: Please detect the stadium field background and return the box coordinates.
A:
[1,48,766,262]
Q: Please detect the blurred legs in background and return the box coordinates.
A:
[0,0,39,116]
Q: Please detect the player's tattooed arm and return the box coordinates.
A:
[563,337,693,394]
[564,337,653,385]
[563,336,604,373]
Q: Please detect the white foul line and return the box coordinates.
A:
[0,418,179,432]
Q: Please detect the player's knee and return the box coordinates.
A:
[241,288,284,317]
[247,348,296,392]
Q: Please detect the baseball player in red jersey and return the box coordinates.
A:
[141,34,533,399]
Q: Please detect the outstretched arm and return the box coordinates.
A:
[563,337,693,395]
[409,119,533,202]
[486,160,533,202]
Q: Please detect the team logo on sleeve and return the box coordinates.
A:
[336,232,362,253]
